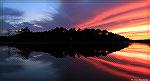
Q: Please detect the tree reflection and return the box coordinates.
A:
[7,43,130,58]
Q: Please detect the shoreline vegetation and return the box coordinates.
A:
[0,27,130,43]
[130,39,150,45]
[0,27,149,58]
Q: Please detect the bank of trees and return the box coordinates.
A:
[0,27,129,43]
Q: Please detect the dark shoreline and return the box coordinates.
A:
[129,39,150,45]
[1,39,149,46]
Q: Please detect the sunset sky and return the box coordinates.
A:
[0,0,150,40]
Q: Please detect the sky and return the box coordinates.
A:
[0,0,150,40]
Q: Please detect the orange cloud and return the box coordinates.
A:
[75,1,150,40]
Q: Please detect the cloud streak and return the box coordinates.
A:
[75,0,149,40]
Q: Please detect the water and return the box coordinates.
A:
[0,43,149,81]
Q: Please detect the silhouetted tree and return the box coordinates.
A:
[17,27,30,34]
[0,27,130,43]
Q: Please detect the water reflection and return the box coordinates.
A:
[81,43,150,79]
[2,42,130,58]
[0,43,149,81]
[0,52,59,81]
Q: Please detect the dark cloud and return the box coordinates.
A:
[0,7,24,28]
[0,7,23,35]
[0,19,14,29]
[0,7,23,17]
[0,7,23,29]
[0,19,14,35]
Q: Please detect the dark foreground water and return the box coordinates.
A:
[0,43,149,81]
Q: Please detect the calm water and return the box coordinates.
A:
[0,43,149,81]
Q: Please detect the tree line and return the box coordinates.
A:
[0,27,129,43]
